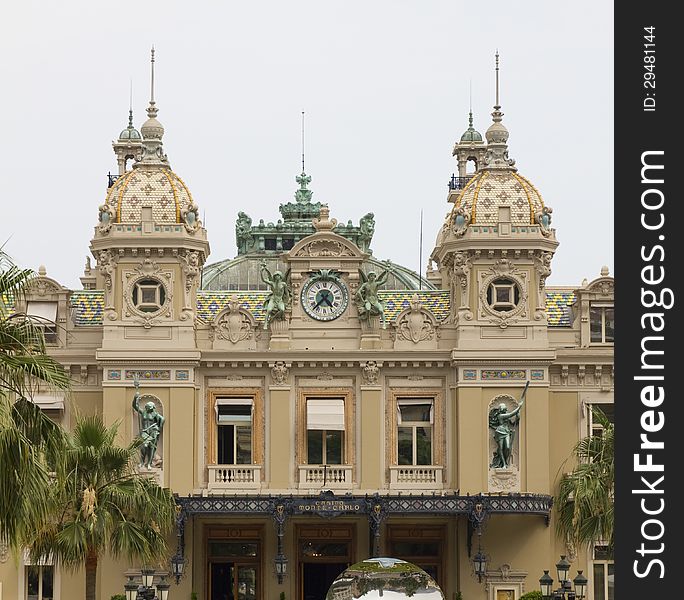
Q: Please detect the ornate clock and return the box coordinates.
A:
[301,269,349,321]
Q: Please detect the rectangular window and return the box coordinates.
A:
[26,301,58,344]
[26,565,54,600]
[306,398,345,465]
[215,399,253,465]
[590,305,614,343]
[397,400,433,466]
[593,546,614,600]
[588,403,614,438]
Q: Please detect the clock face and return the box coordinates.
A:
[302,278,349,321]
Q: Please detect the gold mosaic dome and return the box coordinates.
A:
[104,167,192,223]
[450,69,552,233]
[99,53,200,229]
[453,169,545,226]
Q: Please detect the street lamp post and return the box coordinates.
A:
[124,572,171,600]
[539,556,588,600]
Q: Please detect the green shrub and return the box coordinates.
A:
[191,593,198,600]
[519,592,543,600]
[111,595,126,600]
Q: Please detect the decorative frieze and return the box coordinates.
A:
[125,369,171,381]
[482,369,526,380]
[459,368,547,384]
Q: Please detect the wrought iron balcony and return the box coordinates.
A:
[298,465,353,490]
[207,464,262,492]
[107,172,120,188]
[448,174,473,191]
[389,465,444,490]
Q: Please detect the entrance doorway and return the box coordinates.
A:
[297,523,355,600]
[302,563,347,600]
[206,525,262,600]
[210,562,257,600]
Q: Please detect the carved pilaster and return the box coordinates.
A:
[452,251,473,321]
[97,249,118,321]
[179,250,201,320]
[533,251,553,321]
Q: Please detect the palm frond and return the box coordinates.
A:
[555,406,614,551]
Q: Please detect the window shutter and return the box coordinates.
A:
[307,398,345,430]
[215,398,253,423]
[26,301,58,322]
[397,399,434,424]
[31,394,65,411]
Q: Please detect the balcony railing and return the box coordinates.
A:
[448,174,473,191]
[298,465,353,490]
[389,465,444,490]
[107,172,120,188]
[207,465,261,492]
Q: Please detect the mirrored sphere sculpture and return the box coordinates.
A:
[326,557,445,600]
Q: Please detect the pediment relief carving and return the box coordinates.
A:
[210,295,259,344]
[391,294,441,344]
[290,231,365,259]
[27,276,65,297]
[583,276,614,298]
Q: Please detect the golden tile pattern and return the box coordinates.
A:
[454,170,545,226]
[104,167,191,223]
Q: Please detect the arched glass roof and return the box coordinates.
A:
[201,255,435,291]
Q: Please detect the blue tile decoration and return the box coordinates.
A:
[61,288,575,328]
[70,291,104,326]
[378,290,450,323]
[545,291,575,327]
[197,291,269,323]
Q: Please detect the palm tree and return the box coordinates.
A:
[0,250,71,547]
[25,415,177,600]
[555,406,614,552]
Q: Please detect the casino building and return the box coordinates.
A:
[0,56,614,600]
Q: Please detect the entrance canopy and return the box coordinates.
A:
[174,491,552,570]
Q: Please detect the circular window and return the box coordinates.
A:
[486,278,520,312]
[132,278,166,313]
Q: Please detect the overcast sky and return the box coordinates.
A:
[0,1,613,289]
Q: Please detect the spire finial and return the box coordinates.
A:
[145,46,158,120]
[468,79,473,127]
[128,78,134,128]
[150,46,155,105]
[301,111,305,173]
[495,50,500,108]
[482,50,515,171]
[137,46,168,168]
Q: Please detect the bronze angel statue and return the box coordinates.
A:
[488,381,529,469]
[355,261,392,327]
[260,260,291,330]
